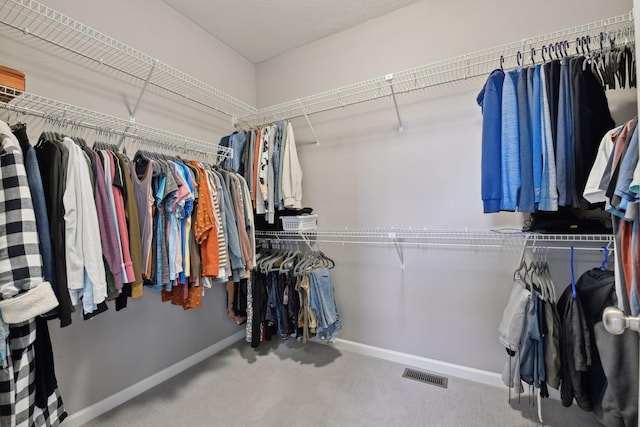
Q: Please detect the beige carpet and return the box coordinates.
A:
[82,338,601,427]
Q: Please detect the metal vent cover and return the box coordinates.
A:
[402,368,448,388]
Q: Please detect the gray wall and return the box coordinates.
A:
[256,0,636,374]
[0,0,254,414]
[0,0,636,417]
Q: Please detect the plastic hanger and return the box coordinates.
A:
[575,37,582,55]
[280,250,302,273]
[600,246,609,270]
[513,256,529,285]
[530,47,536,64]
[541,248,556,302]
[570,246,577,299]
[294,251,320,276]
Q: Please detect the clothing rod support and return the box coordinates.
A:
[386,74,404,133]
[393,237,405,270]
[300,233,314,251]
[299,100,320,145]
[118,60,157,149]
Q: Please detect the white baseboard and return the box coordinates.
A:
[331,338,562,401]
[331,338,505,388]
[62,330,246,427]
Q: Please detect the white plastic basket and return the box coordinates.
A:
[280,214,318,231]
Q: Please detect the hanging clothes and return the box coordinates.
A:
[11,124,59,319]
[85,147,123,300]
[477,69,505,213]
[34,132,73,327]
[115,152,144,298]
[478,46,622,214]
[0,123,59,321]
[556,268,628,423]
[586,119,640,315]
[62,136,108,314]
[0,121,66,426]
[248,247,340,348]
[131,156,155,281]
[571,58,616,205]
[224,121,303,224]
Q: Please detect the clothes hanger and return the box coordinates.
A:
[570,246,577,299]
[293,250,316,276]
[280,250,302,273]
[259,248,284,273]
[540,247,556,302]
[535,249,548,301]
[315,251,335,269]
[585,35,592,54]
[513,249,530,287]
[264,248,287,272]
[530,47,536,65]
[555,42,564,58]
[599,246,609,270]
[268,248,292,272]
[528,247,544,295]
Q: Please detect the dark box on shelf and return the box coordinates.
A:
[0,65,25,103]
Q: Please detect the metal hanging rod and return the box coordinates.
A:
[0,85,233,159]
[0,0,256,120]
[257,229,614,269]
[236,12,634,127]
[255,228,614,247]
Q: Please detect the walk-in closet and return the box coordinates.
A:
[0,0,638,426]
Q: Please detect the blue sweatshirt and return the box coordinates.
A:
[501,68,521,211]
[530,65,543,205]
[477,69,505,213]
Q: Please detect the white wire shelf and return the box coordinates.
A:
[255,228,614,250]
[0,85,233,159]
[0,0,256,119]
[0,1,632,135]
[238,12,634,127]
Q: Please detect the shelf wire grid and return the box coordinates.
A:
[0,85,233,159]
[255,228,614,250]
[238,12,634,126]
[0,1,632,129]
[0,0,256,119]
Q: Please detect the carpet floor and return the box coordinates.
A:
[82,338,601,427]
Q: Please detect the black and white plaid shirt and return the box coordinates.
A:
[0,125,58,324]
[0,124,66,425]
[0,135,44,299]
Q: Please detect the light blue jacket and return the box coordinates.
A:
[500,68,521,211]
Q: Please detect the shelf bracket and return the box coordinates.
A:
[300,232,314,251]
[389,233,405,270]
[118,60,157,149]
[299,100,320,145]
[385,74,404,133]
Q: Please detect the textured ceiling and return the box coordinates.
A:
[162,0,422,63]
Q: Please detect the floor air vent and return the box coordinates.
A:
[402,368,448,388]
